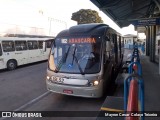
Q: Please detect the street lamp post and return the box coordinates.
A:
[48,17,67,36]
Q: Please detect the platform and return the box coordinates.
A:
[140,55,160,111]
[96,96,124,120]
[97,48,160,120]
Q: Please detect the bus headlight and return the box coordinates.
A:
[93,80,99,86]
[89,80,100,86]
[46,76,55,83]
[46,76,50,80]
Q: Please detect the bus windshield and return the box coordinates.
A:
[49,36,102,74]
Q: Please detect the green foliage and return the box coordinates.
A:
[71,9,103,24]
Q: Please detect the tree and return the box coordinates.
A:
[71,9,103,24]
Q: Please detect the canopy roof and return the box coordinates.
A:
[90,0,160,27]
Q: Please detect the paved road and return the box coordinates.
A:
[0,62,105,120]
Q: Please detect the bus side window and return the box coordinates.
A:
[47,41,52,48]
[2,41,15,52]
[103,37,108,63]
[33,41,38,49]
[28,41,38,50]
[105,41,112,61]
[38,41,43,49]
[15,41,27,51]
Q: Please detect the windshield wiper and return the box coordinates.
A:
[72,46,84,75]
[54,46,71,73]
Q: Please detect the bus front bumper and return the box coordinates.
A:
[46,81,103,98]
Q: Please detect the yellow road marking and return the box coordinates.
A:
[101,107,124,112]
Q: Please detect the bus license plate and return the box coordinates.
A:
[63,89,73,94]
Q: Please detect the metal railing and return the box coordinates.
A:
[124,47,144,120]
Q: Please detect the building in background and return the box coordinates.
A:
[123,34,137,49]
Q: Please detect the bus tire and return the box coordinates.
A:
[7,60,17,70]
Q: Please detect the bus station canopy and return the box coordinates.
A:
[90,0,160,27]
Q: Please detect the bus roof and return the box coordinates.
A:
[56,23,121,37]
[56,23,108,37]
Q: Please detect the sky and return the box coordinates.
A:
[0,0,137,36]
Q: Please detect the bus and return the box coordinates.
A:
[46,23,123,98]
[0,37,54,70]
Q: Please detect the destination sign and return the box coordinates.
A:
[61,38,96,44]
[132,18,160,26]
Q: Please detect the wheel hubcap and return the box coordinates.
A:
[9,63,14,68]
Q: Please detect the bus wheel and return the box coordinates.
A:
[7,60,17,70]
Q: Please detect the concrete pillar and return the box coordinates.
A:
[159,48,160,74]
[146,27,150,56]
[149,26,152,61]
[114,34,118,64]
[153,26,156,62]
[159,47,160,74]
[119,36,122,58]
[150,26,156,62]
